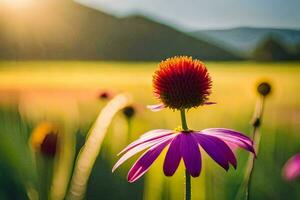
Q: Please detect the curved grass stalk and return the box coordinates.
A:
[244,96,265,200]
[67,94,131,200]
[234,95,266,200]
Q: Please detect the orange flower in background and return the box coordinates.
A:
[30,122,59,157]
[98,90,114,100]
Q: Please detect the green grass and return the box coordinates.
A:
[0,61,299,200]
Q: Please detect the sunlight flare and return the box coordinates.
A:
[2,0,35,8]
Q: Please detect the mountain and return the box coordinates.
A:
[191,27,300,59]
[0,0,239,61]
[252,35,296,61]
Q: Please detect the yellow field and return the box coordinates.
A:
[0,61,299,128]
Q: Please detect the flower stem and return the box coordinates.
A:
[180,109,191,200]
[185,169,191,200]
[180,109,189,131]
[245,96,265,200]
[126,118,132,143]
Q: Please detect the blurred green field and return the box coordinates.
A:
[0,61,300,200]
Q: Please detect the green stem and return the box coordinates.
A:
[185,169,191,200]
[245,96,265,200]
[180,109,191,200]
[180,109,189,131]
[126,118,132,143]
[37,154,53,200]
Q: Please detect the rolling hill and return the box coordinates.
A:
[191,27,300,59]
[0,0,239,61]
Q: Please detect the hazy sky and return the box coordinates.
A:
[77,0,300,31]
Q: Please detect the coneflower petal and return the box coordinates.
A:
[147,104,165,112]
[139,129,173,139]
[113,134,176,172]
[283,154,300,181]
[203,102,217,105]
[195,133,237,170]
[118,129,174,156]
[201,128,255,154]
[163,134,182,176]
[127,138,172,183]
[180,133,201,177]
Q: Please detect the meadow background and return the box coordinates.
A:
[1,0,300,199]
[0,61,300,200]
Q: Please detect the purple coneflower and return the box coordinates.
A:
[113,56,255,198]
[283,154,300,181]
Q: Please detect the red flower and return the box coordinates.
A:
[151,56,213,111]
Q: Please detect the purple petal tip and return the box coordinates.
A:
[283,154,300,181]
[147,104,165,112]
[126,139,172,182]
[163,135,182,177]
[203,102,217,105]
[181,134,202,177]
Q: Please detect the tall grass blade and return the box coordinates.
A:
[67,94,131,200]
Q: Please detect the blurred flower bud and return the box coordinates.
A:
[251,118,261,128]
[30,122,59,158]
[257,82,271,96]
[122,106,136,119]
[98,90,113,100]
[283,154,300,181]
